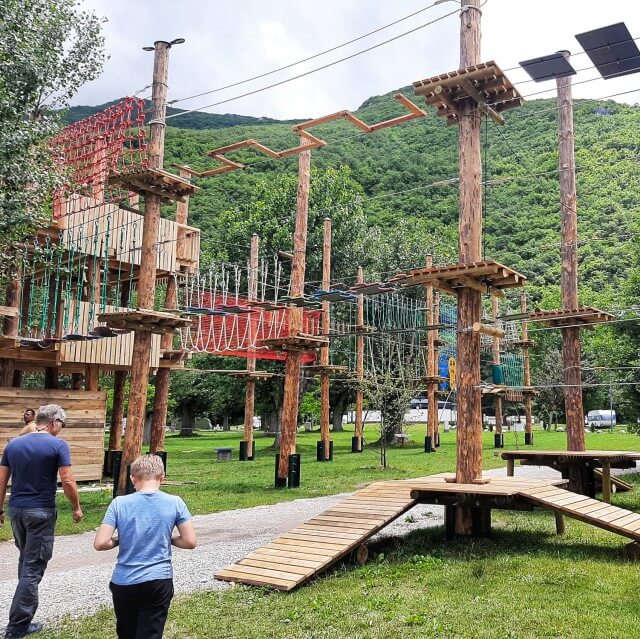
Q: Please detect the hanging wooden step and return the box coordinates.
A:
[108,167,199,204]
[259,334,329,352]
[98,309,193,334]
[529,307,614,328]
[413,61,523,126]
[228,370,276,380]
[302,364,349,376]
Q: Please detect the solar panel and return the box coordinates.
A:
[575,22,640,79]
[519,52,576,82]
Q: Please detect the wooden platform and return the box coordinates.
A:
[108,167,198,203]
[215,481,418,591]
[529,307,614,327]
[98,309,192,334]
[388,260,526,295]
[302,364,349,376]
[413,61,523,126]
[215,475,561,592]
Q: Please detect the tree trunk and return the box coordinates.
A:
[222,413,230,431]
[331,393,347,432]
[180,404,196,436]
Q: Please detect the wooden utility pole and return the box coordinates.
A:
[521,292,533,445]
[118,40,174,493]
[353,265,365,453]
[241,233,260,461]
[319,218,333,461]
[454,0,484,534]
[425,255,437,452]
[433,292,441,447]
[455,0,483,476]
[492,295,503,447]
[557,51,585,452]
[109,370,126,451]
[277,143,311,486]
[150,168,192,453]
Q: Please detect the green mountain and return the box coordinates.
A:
[160,89,638,311]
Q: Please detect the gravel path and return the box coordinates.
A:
[1,461,636,626]
[0,492,444,625]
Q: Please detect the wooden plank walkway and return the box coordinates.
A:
[215,475,640,592]
[519,485,640,541]
[215,482,417,591]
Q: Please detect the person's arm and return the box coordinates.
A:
[171,520,197,549]
[58,466,83,523]
[94,523,119,551]
[0,465,9,527]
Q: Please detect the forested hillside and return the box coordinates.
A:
[124,88,640,421]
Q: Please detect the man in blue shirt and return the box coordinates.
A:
[94,454,196,639]
[0,404,83,638]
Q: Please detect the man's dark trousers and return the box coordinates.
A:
[6,508,56,636]
[110,579,174,639]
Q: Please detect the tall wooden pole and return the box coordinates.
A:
[150,169,192,453]
[492,296,503,443]
[353,265,365,452]
[242,233,260,460]
[433,292,441,445]
[319,218,332,460]
[119,40,173,493]
[425,255,437,452]
[521,292,533,444]
[277,142,310,485]
[109,370,127,451]
[454,0,484,535]
[455,0,483,484]
[557,51,585,452]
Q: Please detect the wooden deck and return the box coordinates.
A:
[216,474,640,591]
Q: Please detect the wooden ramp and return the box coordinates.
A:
[594,468,633,493]
[520,485,640,541]
[215,482,417,591]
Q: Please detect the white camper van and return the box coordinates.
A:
[585,410,616,429]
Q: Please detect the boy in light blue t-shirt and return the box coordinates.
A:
[94,454,196,639]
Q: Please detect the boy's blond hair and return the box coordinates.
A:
[130,454,165,480]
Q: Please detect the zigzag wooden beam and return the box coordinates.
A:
[293,93,427,133]
[196,94,427,178]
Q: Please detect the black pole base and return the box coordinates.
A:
[239,440,256,461]
[275,453,301,488]
[494,433,504,449]
[316,440,334,461]
[149,450,167,472]
[111,455,134,498]
[524,432,533,446]
[351,436,363,453]
[104,449,122,478]
[424,435,433,453]
[435,432,441,448]
[274,454,286,488]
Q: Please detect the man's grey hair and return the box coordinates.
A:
[130,454,165,480]
[36,404,67,426]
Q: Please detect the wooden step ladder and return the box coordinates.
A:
[215,482,417,591]
[520,485,640,541]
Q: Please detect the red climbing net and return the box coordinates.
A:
[191,293,321,363]
[50,97,148,217]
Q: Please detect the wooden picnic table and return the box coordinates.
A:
[500,450,640,502]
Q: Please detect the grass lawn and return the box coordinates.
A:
[2,423,639,543]
[37,473,640,639]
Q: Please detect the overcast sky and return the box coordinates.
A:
[72,0,640,120]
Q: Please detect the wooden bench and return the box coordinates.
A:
[393,433,410,447]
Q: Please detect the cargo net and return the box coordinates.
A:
[179,262,321,363]
[50,97,148,217]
